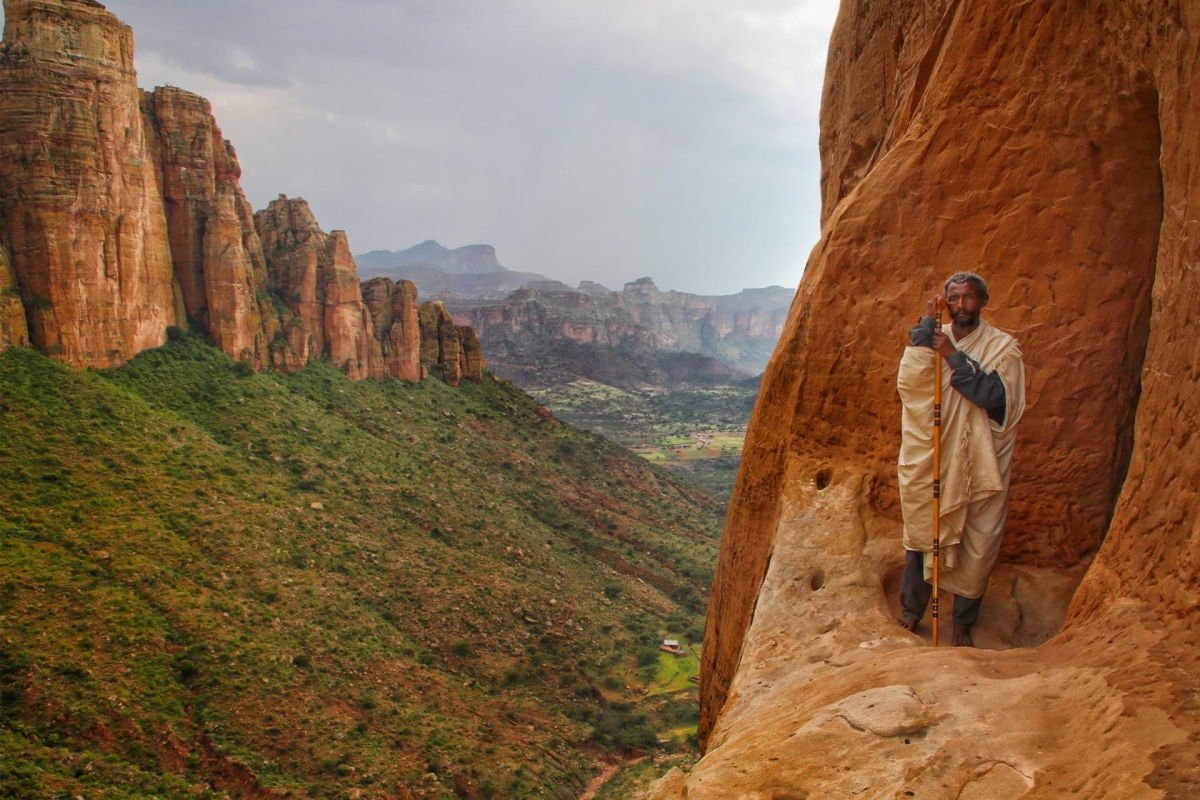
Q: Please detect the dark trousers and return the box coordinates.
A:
[901,550,983,626]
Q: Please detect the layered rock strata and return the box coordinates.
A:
[676,0,1200,796]
[255,196,384,381]
[0,0,482,389]
[0,0,179,367]
[142,86,272,368]
[451,280,792,378]
[418,300,484,387]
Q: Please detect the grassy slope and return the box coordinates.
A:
[0,336,720,800]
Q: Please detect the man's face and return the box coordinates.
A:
[945,280,986,328]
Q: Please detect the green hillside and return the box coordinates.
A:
[0,333,720,799]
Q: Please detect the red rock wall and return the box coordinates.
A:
[0,0,179,367]
[700,0,1183,748]
[322,230,383,381]
[143,86,273,368]
[0,0,490,390]
[255,196,386,380]
[362,277,421,382]
[418,300,485,387]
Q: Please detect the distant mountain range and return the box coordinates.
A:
[356,241,565,300]
[356,242,796,383]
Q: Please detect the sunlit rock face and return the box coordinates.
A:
[255,196,384,381]
[143,86,273,368]
[669,0,1200,796]
[0,0,179,366]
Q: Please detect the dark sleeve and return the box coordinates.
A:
[908,316,936,347]
[945,351,1007,425]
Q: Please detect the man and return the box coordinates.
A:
[895,271,1026,646]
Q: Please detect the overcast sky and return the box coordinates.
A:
[10,1,842,295]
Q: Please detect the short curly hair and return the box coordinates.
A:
[944,271,989,302]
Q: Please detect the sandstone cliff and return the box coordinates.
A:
[0,0,482,389]
[669,1,1200,797]
[142,86,273,369]
[0,0,179,367]
[362,276,421,382]
[255,196,386,381]
[417,300,485,387]
[450,279,791,381]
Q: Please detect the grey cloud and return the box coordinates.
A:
[9,0,839,294]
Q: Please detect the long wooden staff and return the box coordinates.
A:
[932,296,944,647]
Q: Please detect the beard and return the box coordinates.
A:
[951,309,980,328]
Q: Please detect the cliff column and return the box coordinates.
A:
[142,86,274,368]
[0,0,178,367]
[362,276,421,381]
[256,196,383,379]
[418,300,484,387]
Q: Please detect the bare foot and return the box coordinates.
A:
[953,624,974,647]
[897,615,919,633]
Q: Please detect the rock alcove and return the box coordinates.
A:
[651,1,1200,797]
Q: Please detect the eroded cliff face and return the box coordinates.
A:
[451,280,791,379]
[0,1,480,389]
[362,277,421,382]
[418,300,484,387]
[142,86,273,369]
[0,0,179,367]
[255,196,386,381]
[677,0,1200,796]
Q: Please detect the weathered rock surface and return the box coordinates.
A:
[0,245,30,350]
[254,196,385,380]
[0,1,483,389]
[671,0,1200,797]
[143,86,271,368]
[0,0,179,367]
[418,300,484,387]
[362,277,421,382]
[450,280,792,381]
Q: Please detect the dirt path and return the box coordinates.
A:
[578,757,645,800]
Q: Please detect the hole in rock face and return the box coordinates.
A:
[810,570,826,591]
[815,468,833,490]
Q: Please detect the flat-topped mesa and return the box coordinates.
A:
[254,195,384,380]
[0,0,178,366]
[142,85,273,369]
